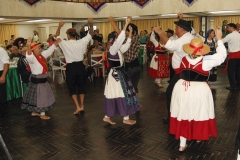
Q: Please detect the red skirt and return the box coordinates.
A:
[148,54,169,78]
[169,116,218,140]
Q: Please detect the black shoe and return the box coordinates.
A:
[162,118,169,124]
[225,87,238,91]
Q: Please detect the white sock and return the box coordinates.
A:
[40,112,45,116]
[180,136,187,147]
[237,150,240,160]
[155,78,161,83]
[123,115,129,120]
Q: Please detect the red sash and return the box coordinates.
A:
[173,68,180,74]
[222,51,240,72]
[28,55,48,74]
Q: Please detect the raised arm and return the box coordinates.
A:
[56,21,65,37]
[87,18,94,37]
[42,38,61,58]
[109,17,131,55]
[154,27,169,45]
[203,27,227,70]
[108,16,121,35]
[150,31,158,47]
[120,25,132,53]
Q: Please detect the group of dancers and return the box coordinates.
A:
[1,13,239,155]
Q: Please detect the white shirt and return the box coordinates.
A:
[57,33,92,63]
[109,30,129,66]
[32,35,39,43]
[119,37,132,54]
[0,47,9,71]
[184,40,227,71]
[223,31,240,52]
[26,45,56,75]
[165,32,193,69]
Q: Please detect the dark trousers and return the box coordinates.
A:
[66,61,85,96]
[227,59,240,88]
[236,124,240,149]
[169,64,175,82]
[0,71,7,115]
[166,74,180,118]
[126,66,141,93]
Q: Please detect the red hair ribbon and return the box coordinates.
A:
[31,43,39,51]
[189,44,204,55]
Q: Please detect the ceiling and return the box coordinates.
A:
[1,10,240,25]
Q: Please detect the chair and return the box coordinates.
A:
[59,55,66,82]
[48,57,63,82]
[140,44,147,65]
[90,54,105,80]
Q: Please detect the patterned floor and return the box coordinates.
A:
[0,65,239,160]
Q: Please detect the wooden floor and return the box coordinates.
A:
[0,65,239,160]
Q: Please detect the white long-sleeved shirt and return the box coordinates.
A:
[165,32,193,69]
[108,30,129,66]
[119,38,132,54]
[0,47,9,71]
[222,31,240,52]
[26,45,56,75]
[57,33,92,63]
[184,40,227,71]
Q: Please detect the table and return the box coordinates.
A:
[6,66,22,101]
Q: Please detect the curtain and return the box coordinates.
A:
[131,19,159,35]
[214,16,240,28]
[99,21,119,43]
[159,17,201,34]
[0,24,18,46]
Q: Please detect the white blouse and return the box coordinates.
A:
[26,45,56,75]
[183,40,226,71]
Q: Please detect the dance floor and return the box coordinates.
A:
[0,65,239,160]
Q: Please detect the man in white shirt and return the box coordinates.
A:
[222,23,240,90]
[0,47,9,117]
[56,18,93,115]
[153,17,193,124]
[165,29,176,83]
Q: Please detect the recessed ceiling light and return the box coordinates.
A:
[209,10,238,14]
[26,19,52,22]
[161,14,177,17]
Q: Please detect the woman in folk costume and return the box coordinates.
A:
[169,28,227,152]
[148,31,169,87]
[103,17,140,125]
[204,29,217,82]
[21,38,60,120]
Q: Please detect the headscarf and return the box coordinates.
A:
[204,29,215,44]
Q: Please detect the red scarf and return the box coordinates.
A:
[27,54,48,74]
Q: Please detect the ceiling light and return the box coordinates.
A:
[161,14,177,17]
[0,18,4,20]
[26,19,52,22]
[209,10,238,14]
